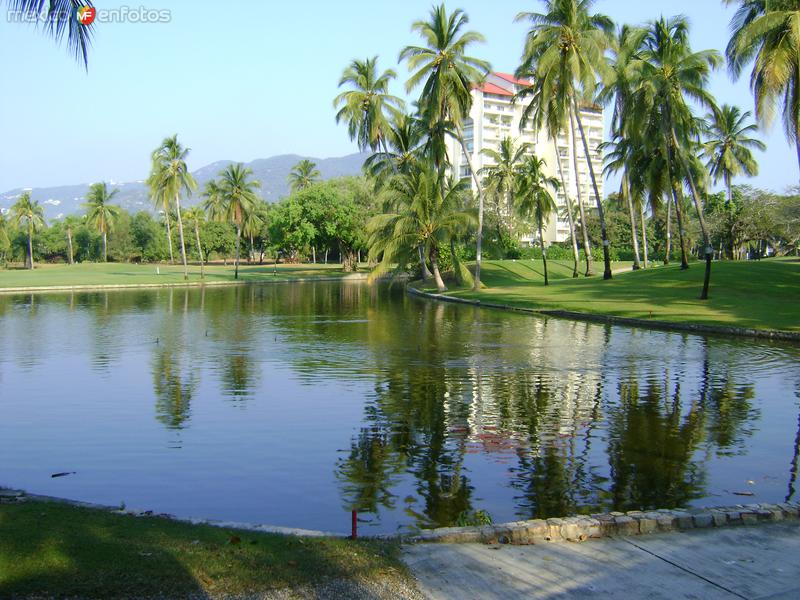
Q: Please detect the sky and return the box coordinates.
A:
[0,0,795,193]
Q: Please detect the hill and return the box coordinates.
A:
[0,152,369,220]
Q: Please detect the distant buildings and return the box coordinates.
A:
[448,72,605,245]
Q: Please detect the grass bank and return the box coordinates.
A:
[418,258,800,333]
[0,499,413,599]
[0,262,356,291]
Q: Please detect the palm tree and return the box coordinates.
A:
[599,25,648,270]
[62,214,83,265]
[367,165,476,292]
[83,182,120,262]
[364,112,426,183]
[218,163,261,280]
[636,16,722,298]
[703,104,765,203]
[516,0,615,280]
[288,159,321,192]
[0,212,10,265]
[515,78,582,277]
[515,155,560,285]
[10,191,45,269]
[725,0,800,183]
[6,0,94,66]
[334,56,405,155]
[149,135,197,280]
[400,4,490,291]
[184,206,206,279]
[147,179,175,264]
[201,180,226,221]
[480,137,530,234]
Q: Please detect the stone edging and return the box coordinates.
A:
[406,503,800,545]
[406,286,800,343]
[4,488,797,545]
[0,273,371,296]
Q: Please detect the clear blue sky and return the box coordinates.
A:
[0,0,794,193]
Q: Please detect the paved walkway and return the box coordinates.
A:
[403,521,800,599]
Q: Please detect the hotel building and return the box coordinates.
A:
[448,72,605,245]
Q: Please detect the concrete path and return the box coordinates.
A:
[403,521,800,599]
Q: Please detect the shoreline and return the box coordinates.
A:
[406,285,800,343]
[2,487,797,545]
[0,272,371,295]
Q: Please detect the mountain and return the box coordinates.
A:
[0,152,369,220]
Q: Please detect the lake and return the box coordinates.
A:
[0,281,798,535]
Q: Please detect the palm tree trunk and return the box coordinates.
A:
[418,245,433,280]
[669,126,713,299]
[174,195,189,280]
[194,222,204,279]
[623,173,641,270]
[664,195,672,265]
[234,226,241,280]
[103,231,108,262]
[553,138,580,277]
[672,185,690,270]
[27,222,34,270]
[639,204,649,269]
[572,99,611,279]
[67,229,74,265]
[165,214,175,264]
[569,110,595,276]
[455,124,483,291]
[539,221,549,286]
[312,246,316,263]
[430,246,447,292]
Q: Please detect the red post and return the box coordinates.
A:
[351,510,358,539]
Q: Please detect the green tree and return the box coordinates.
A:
[288,159,321,192]
[636,16,722,298]
[480,137,530,234]
[515,155,559,285]
[367,166,476,292]
[184,206,206,278]
[10,191,45,269]
[83,182,121,262]
[148,135,197,280]
[61,214,83,265]
[334,56,404,155]
[516,0,615,279]
[599,25,648,270]
[726,0,800,183]
[218,164,261,279]
[703,104,765,203]
[6,0,94,66]
[400,4,490,290]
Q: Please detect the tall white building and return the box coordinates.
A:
[448,72,605,245]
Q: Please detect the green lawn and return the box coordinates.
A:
[421,258,800,333]
[0,500,411,599]
[0,262,355,289]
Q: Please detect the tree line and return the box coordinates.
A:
[333,0,800,298]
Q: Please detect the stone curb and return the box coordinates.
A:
[406,286,800,343]
[3,489,797,544]
[0,273,373,296]
[403,503,800,545]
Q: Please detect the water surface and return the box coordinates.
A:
[0,282,798,534]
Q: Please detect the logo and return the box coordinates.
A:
[76,6,96,25]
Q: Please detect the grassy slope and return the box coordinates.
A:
[424,258,800,332]
[0,262,352,289]
[0,501,409,599]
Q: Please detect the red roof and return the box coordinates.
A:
[494,72,531,87]
[478,82,513,96]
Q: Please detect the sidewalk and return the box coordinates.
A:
[403,521,800,599]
